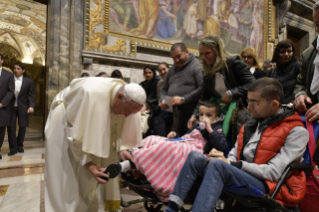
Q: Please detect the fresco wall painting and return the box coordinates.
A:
[87,0,273,61]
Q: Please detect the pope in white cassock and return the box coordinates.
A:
[44,77,146,212]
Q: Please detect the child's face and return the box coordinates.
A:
[199,105,219,124]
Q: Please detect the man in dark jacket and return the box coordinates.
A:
[0,54,14,159]
[7,62,35,156]
[293,2,319,162]
[160,43,203,135]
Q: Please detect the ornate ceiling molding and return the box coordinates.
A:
[0,0,46,65]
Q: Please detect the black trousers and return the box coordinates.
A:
[0,127,5,149]
[7,107,26,152]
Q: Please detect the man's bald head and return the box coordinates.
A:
[113,84,146,117]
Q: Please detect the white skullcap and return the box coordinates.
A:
[124,83,146,105]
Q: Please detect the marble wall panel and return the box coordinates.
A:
[83,64,145,84]
[47,0,84,108]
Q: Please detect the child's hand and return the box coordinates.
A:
[167,131,176,139]
[209,148,221,156]
[208,148,230,164]
[202,117,213,133]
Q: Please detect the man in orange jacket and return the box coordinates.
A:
[165,78,309,212]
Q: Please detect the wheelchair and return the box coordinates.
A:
[125,115,315,212]
[129,161,311,212]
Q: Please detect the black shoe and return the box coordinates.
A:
[0,154,2,160]
[101,163,122,181]
[8,151,17,156]
[121,170,135,182]
[18,147,24,153]
[129,178,151,188]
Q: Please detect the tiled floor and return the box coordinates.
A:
[0,141,155,212]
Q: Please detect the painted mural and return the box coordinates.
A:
[109,0,265,60]
[0,13,30,27]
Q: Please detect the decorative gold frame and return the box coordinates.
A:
[86,0,273,60]
[264,0,276,60]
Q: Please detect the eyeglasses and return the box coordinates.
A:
[246,99,268,106]
[242,56,253,59]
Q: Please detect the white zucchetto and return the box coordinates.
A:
[124,83,146,105]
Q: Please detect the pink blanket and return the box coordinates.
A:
[132,129,206,201]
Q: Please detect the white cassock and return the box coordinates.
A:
[44,78,143,212]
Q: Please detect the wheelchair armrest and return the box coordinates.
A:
[288,162,313,171]
[270,162,312,199]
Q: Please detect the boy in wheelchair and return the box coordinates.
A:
[165,78,309,212]
[104,101,228,201]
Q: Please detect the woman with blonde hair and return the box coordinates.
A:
[188,35,254,133]
[240,47,266,79]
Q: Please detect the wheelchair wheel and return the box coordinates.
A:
[144,200,163,212]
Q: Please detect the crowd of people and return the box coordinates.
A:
[43,2,319,212]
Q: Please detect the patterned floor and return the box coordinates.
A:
[0,141,156,212]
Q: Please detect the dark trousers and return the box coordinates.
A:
[0,127,5,149]
[172,106,193,136]
[7,107,26,152]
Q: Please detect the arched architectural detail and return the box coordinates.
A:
[0,43,21,69]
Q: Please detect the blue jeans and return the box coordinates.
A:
[169,151,268,212]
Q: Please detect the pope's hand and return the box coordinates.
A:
[84,162,109,184]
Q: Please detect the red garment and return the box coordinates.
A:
[236,112,306,207]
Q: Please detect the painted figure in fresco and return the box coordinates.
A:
[126,0,141,26]
[200,15,221,39]
[250,3,264,60]
[157,0,176,38]
[171,0,182,29]
[218,0,231,22]
[228,0,240,40]
[130,0,159,39]
[110,0,138,31]
[183,0,203,40]
[186,0,194,11]
[239,0,253,47]
[197,0,210,21]
[212,0,222,15]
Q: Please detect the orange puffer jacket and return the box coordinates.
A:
[236,112,306,207]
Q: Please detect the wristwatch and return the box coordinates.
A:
[181,97,185,104]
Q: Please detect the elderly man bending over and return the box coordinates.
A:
[165,78,309,212]
[45,78,146,212]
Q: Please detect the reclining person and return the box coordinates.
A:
[106,101,228,201]
[164,78,309,212]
